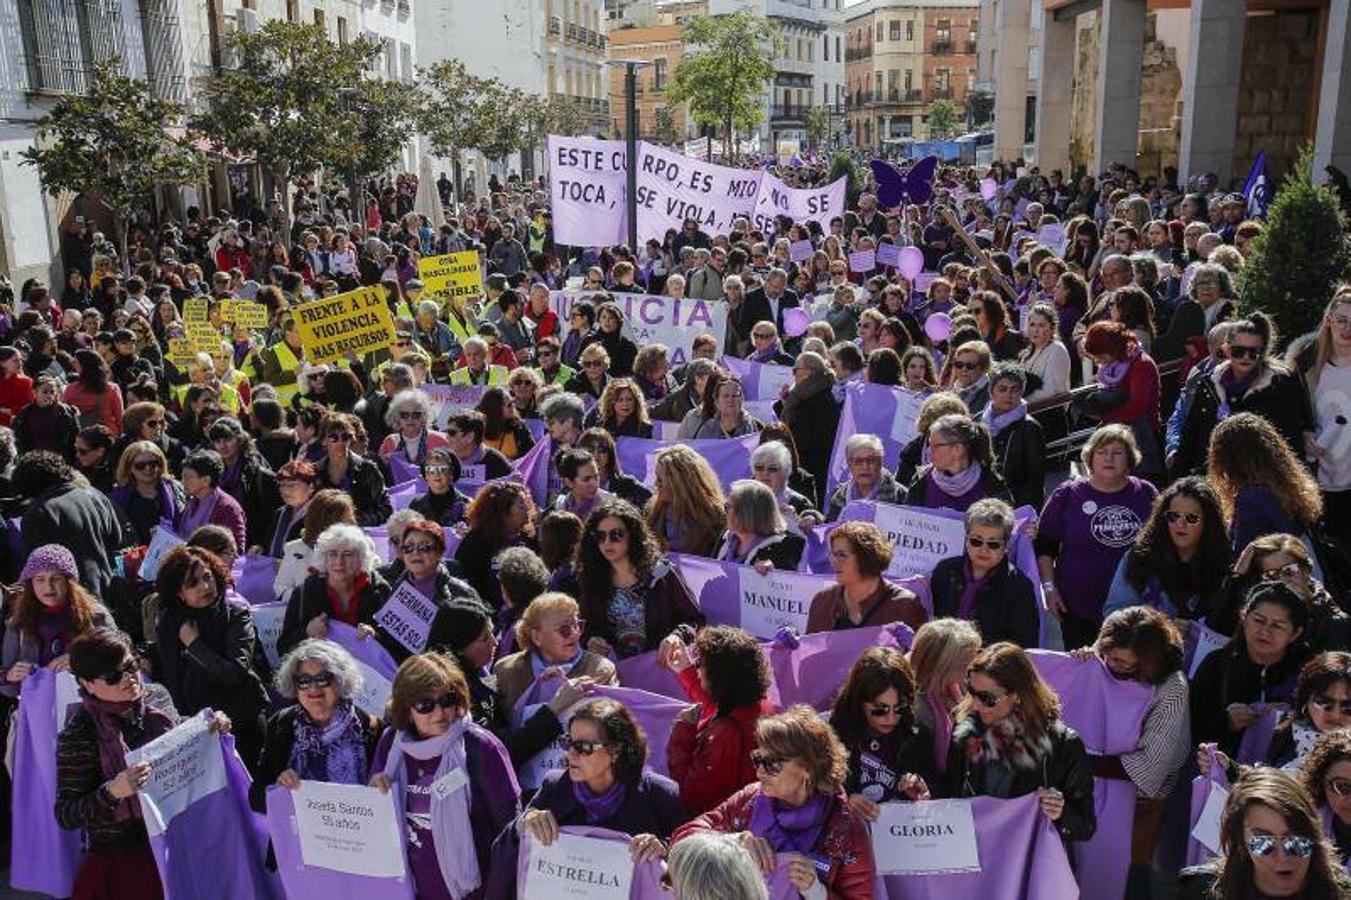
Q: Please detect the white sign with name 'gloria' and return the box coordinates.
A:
[870,503,967,578]
[521,831,635,900]
[872,799,981,876]
[293,781,406,878]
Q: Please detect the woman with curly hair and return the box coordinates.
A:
[1224,533,1350,651]
[831,647,936,822]
[1209,412,1325,555]
[646,444,726,558]
[585,377,654,439]
[673,705,877,897]
[1104,476,1232,623]
[575,498,702,659]
[1177,767,1350,899]
[1299,729,1351,869]
[454,481,538,606]
[660,625,774,814]
[806,521,926,633]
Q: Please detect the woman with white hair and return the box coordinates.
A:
[412,300,458,357]
[378,388,449,465]
[249,639,382,810]
[278,523,392,657]
[668,832,768,900]
[751,441,818,529]
[714,479,805,570]
[824,433,903,522]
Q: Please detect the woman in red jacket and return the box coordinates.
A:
[673,705,876,899]
[661,624,774,815]
[0,347,34,427]
[213,228,251,275]
[1083,319,1163,478]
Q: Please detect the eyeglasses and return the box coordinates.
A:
[411,693,459,715]
[403,542,438,555]
[964,679,1008,708]
[1246,835,1315,859]
[551,619,586,639]
[595,527,627,544]
[583,360,606,369]
[295,672,335,691]
[398,410,424,420]
[132,459,162,471]
[867,703,907,718]
[100,660,139,686]
[1310,695,1351,716]
[425,465,451,476]
[565,739,609,756]
[952,360,981,371]
[1326,777,1351,798]
[750,751,785,775]
[325,432,352,443]
[752,332,774,340]
[967,535,1006,551]
[1228,344,1263,360]
[752,464,782,474]
[1262,562,1306,581]
[143,418,164,428]
[1164,510,1202,525]
[848,456,881,467]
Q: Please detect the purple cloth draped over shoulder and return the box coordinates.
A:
[1187,745,1230,867]
[266,784,414,900]
[327,621,400,681]
[589,685,688,778]
[877,794,1080,900]
[387,453,423,486]
[516,827,666,900]
[147,724,282,900]
[387,477,430,511]
[1236,706,1283,765]
[615,434,759,489]
[9,669,81,897]
[1030,651,1154,900]
[514,435,555,507]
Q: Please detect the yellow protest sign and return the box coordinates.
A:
[183,297,209,323]
[186,323,221,352]
[292,286,397,364]
[418,252,482,302]
[167,338,196,366]
[224,300,269,329]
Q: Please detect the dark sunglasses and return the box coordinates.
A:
[295,672,335,691]
[750,751,785,775]
[1263,562,1307,581]
[564,739,609,756]
[325,432,352,443]
[1246,835,1314,859]
[1164,510,1202,525]
[967,536,1005,551]
[964,679,1008,708]
[424,465,452,477]
[595,527,627,544]
[1310,695,1351,716]
[867,702,907,718]
[398,410,424,420]
[100,660,139,686]
[143,418,164,427]
[583,360,606,369]
[403,542,438,555]
[132,459,162,471]
[1228,345,1263,360]
[412,693,459,715]
[952,360,979,371]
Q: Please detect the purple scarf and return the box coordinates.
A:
[931,462,983,499]
[571,779,627,824]
[287,699,368,785]
[81,691,175,822]
[178,488,220,538]
[749,790,832,855]
[982,400,1028,438]
[218,456,244,496]
[752,344,784,364]
[957,561,992,621]
[1097,345,1141,388]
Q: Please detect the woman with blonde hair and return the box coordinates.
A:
[910,618,982,777]
[1209,412,1324,555]
[110,440,184,546]
[1293,287,1351,537]
[647,444,726,558]
[586,377,653,439]
[940,340,993,415]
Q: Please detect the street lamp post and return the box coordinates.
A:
[337,86,359,220]
[605,59,651,252]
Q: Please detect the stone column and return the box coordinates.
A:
[1315,0,1351,175]
[993,0,1031,161]
[1092,0,1146,173]
[1034,12,1076,172]
[1177,0,1245,185]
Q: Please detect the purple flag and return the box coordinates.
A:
[878,794,1080,899]
[669,553,828,637]
[1030,651,1153,900]
[721,357,795,401]
[1235,705,1284,765]
[589,685,688,778]
[615,650,686,700]
[826,383,930,496]
[523,418,547,443]
[387,478,428,511]
[765,857,801,900]
[517,827,666,899]
[328,621,399,681]
[9,669,81,897]
[387,453,422,486]
[1187,746,1230,866]
[232,553,280,606]
[767,625,907,711]
[266,785,414,900]
[615,434,758,489]
[513,435,554,507]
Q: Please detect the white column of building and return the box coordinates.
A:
[1315,0,1351,175]
[1176,0,1245,185]
[1034,12,1075,172]
[993,0,1031,161]
[1092,0,1146,173]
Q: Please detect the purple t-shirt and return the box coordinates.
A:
[403,755,452,900]
[1040,477,1157,620]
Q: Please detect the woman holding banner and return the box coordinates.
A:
[278,524,392,658]
[910,618,982,778]
[903,414,1012,513]
[929,498,1039,648]
[806,521,926,633]
[552,449,613,522]
[1299,730,1351,868]
[750,441,818,532]
[713,479,805,571]
[251,638,381,810]
[944,642,1097,846]
[371,652,520,900]
[672,705,876,897]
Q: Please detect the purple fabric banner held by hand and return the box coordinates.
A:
[615,434,758,489]
[589,685,688,778]
[9,668,82,897]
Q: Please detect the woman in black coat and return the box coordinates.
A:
[930,499,1040,648]
[712,479,805,571]
[775,351,840,503]
[207,416,282,548]
[984,363,1045,510]
[277,524,392,658]
[313,413,391,527]
[154,545,270,768]
[580,301,639,376]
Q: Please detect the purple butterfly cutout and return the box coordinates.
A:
[869,155,939,209]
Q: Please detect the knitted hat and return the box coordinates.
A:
[436,600,491,653]
[20,544,79,583]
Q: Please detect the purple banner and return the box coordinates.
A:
[615,433,759,489]
[827,383,931,496]
[1187,745,1230,866]
[721,357,794,402]
[589,685,688,778]
[9,669,81,897]
[232,553,280,607]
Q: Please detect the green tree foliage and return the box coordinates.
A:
[192,22,390,201]
[21,58,202,262]
[927,99,960,139]
[804,106,831,150]
[965,90,994,128]
[653,107,679,146]
[665,9,778,164]
[1240,148,1351,346]
[829,151,863,208]
[524,94,584,148]
[420,60,543,164]
[335,78,422,183]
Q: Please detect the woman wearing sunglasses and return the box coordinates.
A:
[109,441,183,547]
[153,546,269,768]
[943,642,1096,846]
[1299,730,1351,871]
[673,705,876,897]
[315,413,392,527]
[371,653,519,900]
[830,647,936,824]
[1226,534,1350,652]
[1177,768,1350,900]
[564,343,612,402]
[377,389,449,466]
[940,340,992,416]
[408,448,472,527]
[1173,313,1313,478]
[929,498,1039,648]
[497,698,685,894]
[250,638,381,811]
[576,427,653,510]
[1104,477,1232,623]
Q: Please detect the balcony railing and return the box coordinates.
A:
[965,40,978,54]
[771,104,806,121]
[931,86,952,99]
[844,45,872,61]
[932,39,952,54]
